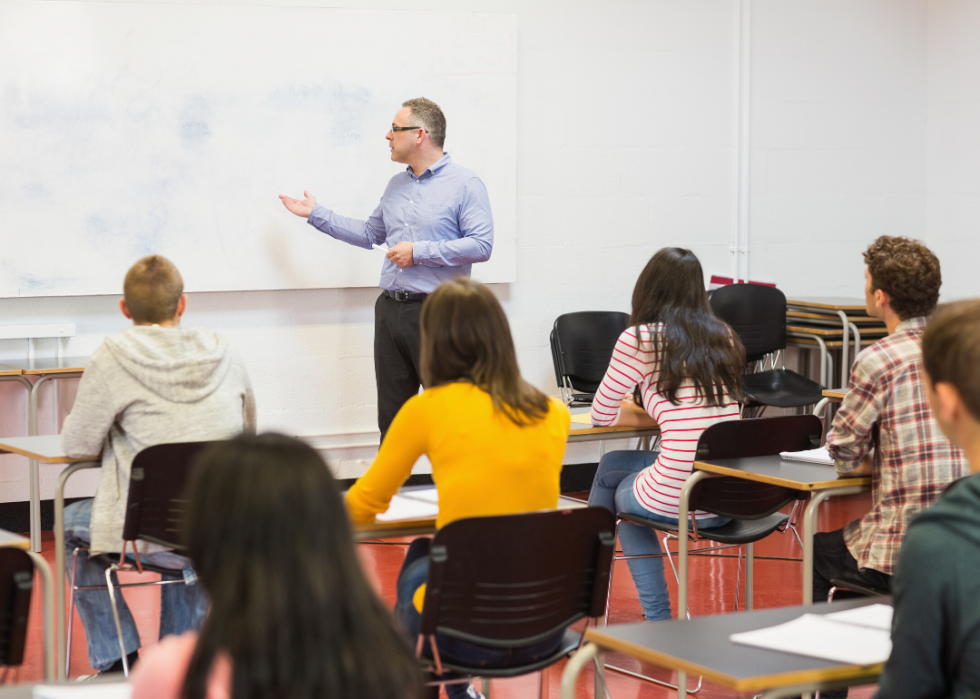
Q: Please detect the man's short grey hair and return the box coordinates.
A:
[402,97,446,149]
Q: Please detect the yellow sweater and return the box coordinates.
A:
[346,383,570,530]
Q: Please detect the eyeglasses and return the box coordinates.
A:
[391,125,424,132]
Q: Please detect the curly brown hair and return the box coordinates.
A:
[922,300,980,422]
[863,236,941,320]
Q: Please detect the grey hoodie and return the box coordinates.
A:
[875,473,980,699]
[61,325,256,555]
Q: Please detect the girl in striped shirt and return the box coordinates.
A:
[587,247,744,622]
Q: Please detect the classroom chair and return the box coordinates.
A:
[0,549,35,684]
[550,311,629,406]
[66,440,220,678]
[827,577,890,601]
[415,507,616,699]
[710,284,824,417]
[605,415,821,692]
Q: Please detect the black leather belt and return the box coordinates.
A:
[383,289,428,302]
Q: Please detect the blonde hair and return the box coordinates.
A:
[123,255,184,324]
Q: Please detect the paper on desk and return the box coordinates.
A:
[730,613,891,666]
[399,487,439,504]
[376,494,439,522]
[824,603,893,631]
[779,446,833,466]
[570,413,593,425]
[34,684,132,699]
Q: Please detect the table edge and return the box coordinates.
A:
[693,461,871,490]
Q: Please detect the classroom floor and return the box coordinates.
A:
[12,492,879,698]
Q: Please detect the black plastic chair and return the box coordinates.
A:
[550,311,629,406]
[0,549,34,683]
[607,416,821,691]
[416,507,616,699]
[710,284,824,416]
[67,440,221,678]
[828,576,890,601]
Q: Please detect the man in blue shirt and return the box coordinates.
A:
[280,98,494,439]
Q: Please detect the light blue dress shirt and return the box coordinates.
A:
[307,154,494,293]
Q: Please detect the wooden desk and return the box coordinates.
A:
[0,358,87,553]
[561,598,885,699]
[822,389,847,401]
[787,298,873,388]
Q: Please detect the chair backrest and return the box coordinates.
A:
[689,415,823,519]
[551,312,629,395]
[419,507,616,647]
[0,549,34,667]
[710,284,787,361]
[122,440,223,548]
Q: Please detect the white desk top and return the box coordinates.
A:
[0,435,97,463]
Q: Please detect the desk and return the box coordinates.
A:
[787,298,879,388]
[0,436,99,679]
[0,528,56,681]
[561,598,886,699]
[674,456,870,619]
[567,413,659,444]
[0,357,87,553]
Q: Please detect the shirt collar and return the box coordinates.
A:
[406,153,452,179]
[896,316,927,333]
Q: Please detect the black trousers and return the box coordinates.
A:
[374,292,424,441]
[812,528,892,602]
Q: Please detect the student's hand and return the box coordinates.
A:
[279,191,317,218]
[386,241,414,268]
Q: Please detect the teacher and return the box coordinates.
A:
[280,97,494,440]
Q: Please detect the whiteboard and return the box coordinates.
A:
[0,2,516,297]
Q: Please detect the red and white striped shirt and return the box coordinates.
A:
[590,324,741,520]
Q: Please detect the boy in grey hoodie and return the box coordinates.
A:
[875,299,980,699]
[61,255,255,676]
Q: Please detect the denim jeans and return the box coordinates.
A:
[588,450,730,622]
[396,538,564,699]
[64,499,209,672]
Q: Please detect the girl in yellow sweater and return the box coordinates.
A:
[345,277,570,699]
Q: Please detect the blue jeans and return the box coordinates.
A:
[588,450,730,622]
[64,499,209,672]
[396,538,564,699]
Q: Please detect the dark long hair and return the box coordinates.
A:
[629,248,744,406]
[420,277,550,426]
[181,433,421,699]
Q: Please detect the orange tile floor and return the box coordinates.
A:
[12,491,879,698]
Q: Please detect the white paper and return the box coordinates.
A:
[399,487,439,504]
[730,613,892,666]
[824,603,893,631]
[375,494,439,522]
[33,684,132,699]
[779,446,834,466]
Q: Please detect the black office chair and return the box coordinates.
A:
[416,507,616,699]
[550,311,629,406]
[67,440,221,678]
[607,416,821,691]
[0,549,34,684]
[828,577,890,601]
[710,284,824,417]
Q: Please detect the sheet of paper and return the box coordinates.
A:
[399,487,439,504]
[375,494,439,522]
[570,413,593,425]
[730,613,892,666]
[824,603,893,631]
[779,446,833,465]
[34,684,132,699]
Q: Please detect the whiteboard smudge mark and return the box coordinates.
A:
[179,97,212,148]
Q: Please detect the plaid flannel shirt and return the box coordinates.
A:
[828,316,968,575]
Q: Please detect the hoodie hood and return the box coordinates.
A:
[103,325,232,403]
[914,472,980,548]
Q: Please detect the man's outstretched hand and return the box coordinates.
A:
[279,191,317,218]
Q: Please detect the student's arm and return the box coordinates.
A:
[345,397,430,524]
[614,399,659,428]
[413,179,493,267]
[874,526,948,699]
[60,360,114,458]
[827,360,880,476]
[590,329,648,427]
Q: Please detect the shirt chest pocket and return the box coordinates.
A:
[414,202,457,233]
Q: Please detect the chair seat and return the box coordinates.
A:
[742,369,824,408]
[569,393,594,405]
[618,511,790,545]
[829,577,890,597]
[431,628,582,678]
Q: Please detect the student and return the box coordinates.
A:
[875,300,980,699]
[345,277,570,699]
[812,236,967,603]
[130,433,421,699]
[587,247,743,622]
[61,255,255,676]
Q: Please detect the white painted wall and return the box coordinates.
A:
[2,0,977,505]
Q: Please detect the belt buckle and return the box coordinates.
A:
[394,290,408,301]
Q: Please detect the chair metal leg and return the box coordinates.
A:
[65,548,80,677]
[104,566,130,678]
[481,678,491,699]
[537,670,544,699]
[735,546,742,611]
[746,541,754,611]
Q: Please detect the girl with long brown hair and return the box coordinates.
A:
[346,277,570,699]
